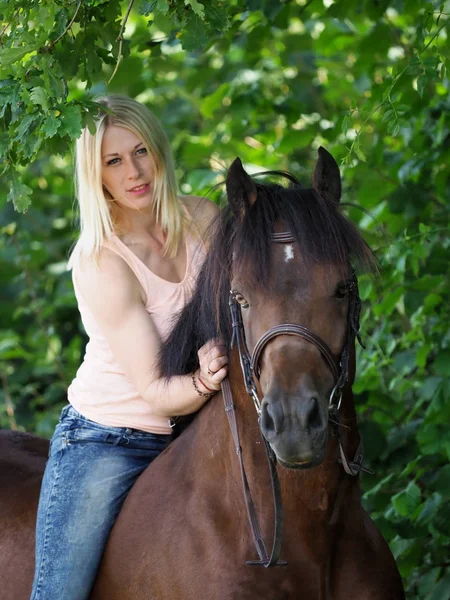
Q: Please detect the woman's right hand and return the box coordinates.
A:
[197,339,228,393]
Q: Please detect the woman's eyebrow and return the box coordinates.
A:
[102,142,143,159]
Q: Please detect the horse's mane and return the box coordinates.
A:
[160,173,375,377]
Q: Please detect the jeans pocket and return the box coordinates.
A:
[65,427,117,445]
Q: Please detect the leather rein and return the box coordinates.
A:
[221,230,373,568]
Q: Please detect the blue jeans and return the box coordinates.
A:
[30,404,172,600]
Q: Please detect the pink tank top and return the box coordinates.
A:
[67,220,206,434]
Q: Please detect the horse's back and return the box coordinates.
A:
[0,429,48,599]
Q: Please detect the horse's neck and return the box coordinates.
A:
[180,348,362,557]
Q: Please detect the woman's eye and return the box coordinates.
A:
[136,147,147,155]
[107,158,120,166]
[334,284,349,299]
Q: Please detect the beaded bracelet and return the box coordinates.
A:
[191,371,214,399]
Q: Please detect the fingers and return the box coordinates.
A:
[197,339,229,391]
[207,355,228,377]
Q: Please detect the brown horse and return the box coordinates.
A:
[0,148,404,599]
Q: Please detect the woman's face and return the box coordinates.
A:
[101,125,156,211]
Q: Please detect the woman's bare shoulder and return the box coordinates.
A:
[74,246,141,307]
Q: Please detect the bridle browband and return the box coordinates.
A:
[221,230,373,568]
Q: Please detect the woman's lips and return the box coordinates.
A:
[128,183,150,195]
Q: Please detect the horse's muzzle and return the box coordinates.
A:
[259,391,329,469]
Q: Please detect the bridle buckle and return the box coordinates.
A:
[328,384,343,412]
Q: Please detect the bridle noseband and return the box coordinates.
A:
[222,230,373,568]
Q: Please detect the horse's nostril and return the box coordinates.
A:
[260,401,279,437]
[298,396,323,432]
[308,397,322,430]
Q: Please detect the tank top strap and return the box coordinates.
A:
[103,236,151,299]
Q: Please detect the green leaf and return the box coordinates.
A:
[423,293,443,310]
[381,109,394,123]
[59,104,83,138]
[418,424,450,456]
[427,568,450,600]
[185,0,205,19]
[0,132,9,156]
[417,75,428,97]
[407,57,423,76]
[0,45,35,67]
[39,55,66,101]
[354,143,366,162]
[373,287,404,317]
[201,83,230,119]
[14,114,36,140]
[416,343,431,368]
[0,79,20,117]
[435,465,450,500]
[181,15,209,51]
[432,351,450,377]
[82,111,97,136]
[392,481,421,518]
[421,377,443,401]
[139,1,154,16]
[145,0,169,16]
[42,114,61,138]
[341,115,350,135]
[30,86,49,111]
[7,175,33,212]
[417,492,443,525]
[387,119,399,135]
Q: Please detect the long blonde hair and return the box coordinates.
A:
[68,95,183,270]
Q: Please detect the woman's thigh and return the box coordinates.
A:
[31,405,171,600]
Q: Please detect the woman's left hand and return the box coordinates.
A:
[197,339,228,392]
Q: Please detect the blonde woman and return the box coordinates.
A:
[30,95,228,600]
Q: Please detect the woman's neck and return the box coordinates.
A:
[114,207,163,245]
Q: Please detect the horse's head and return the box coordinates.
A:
[225,148,369,469]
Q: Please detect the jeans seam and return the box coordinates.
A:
[31,435,66,600]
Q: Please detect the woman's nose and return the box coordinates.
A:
[126,158,141,179]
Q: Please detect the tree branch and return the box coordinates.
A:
[108,0,135,84]
[44,0,82,51]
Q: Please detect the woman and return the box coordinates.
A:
[30,95,228,600]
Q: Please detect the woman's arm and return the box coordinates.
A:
[75,248,227,418]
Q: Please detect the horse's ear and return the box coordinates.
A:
[226,157,257,219]
[312,147,341,203]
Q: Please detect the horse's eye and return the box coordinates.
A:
[235,293,249,308]
[334,284,349,299]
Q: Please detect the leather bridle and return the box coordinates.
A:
[221,230,373,568]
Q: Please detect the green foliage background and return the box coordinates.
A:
[1,1,449,596]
